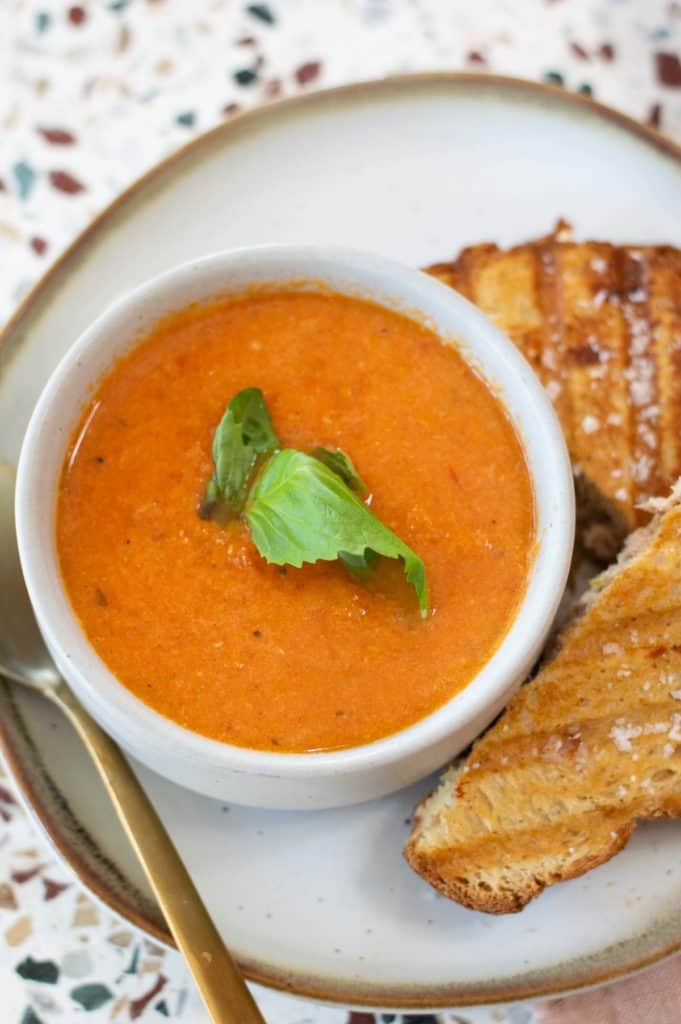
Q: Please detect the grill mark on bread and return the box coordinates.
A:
[535,235,568,420]
[560,242,635,523]
[650,247,681,482]
[619,247,661,512]
[464,701,681,774]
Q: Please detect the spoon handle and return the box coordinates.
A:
[50,679,266,1024]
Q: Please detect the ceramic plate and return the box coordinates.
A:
[2,75,681,1011]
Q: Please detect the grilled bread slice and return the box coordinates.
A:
[427,225,681,559]
[405,481,681,913]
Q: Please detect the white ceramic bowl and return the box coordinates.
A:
[16,246,574,810]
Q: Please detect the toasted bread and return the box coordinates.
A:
[427,225,681,559]
[405,481,681,913]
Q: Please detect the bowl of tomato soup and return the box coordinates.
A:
[16,246,574,809]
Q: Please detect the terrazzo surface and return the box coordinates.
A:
[2,0,681,1021]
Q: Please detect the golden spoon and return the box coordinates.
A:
[0,461,266,1024]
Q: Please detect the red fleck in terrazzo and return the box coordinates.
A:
[295,60,322,85]
[48,170,86,194]
[67,5,86,27]
[29,235,48,255]
[656,52,681,87]
[37,127,76,145]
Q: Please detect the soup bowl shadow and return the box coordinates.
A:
[15,246,574,810]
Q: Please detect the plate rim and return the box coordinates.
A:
[2,71,681,1009]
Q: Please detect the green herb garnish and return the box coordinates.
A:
[311,447,368,497]
[202,390,429,617]
[200,387,279,519]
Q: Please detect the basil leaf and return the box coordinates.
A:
[204,387,279,516]
[246,449,429,617]
[311,447,368,497]
[310,450,373,577]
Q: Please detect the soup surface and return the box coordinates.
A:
[57,289,534,753]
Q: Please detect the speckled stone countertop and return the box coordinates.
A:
[1,1,681,1022]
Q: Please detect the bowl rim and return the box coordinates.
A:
[15,243,575,781]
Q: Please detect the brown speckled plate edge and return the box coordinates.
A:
[1,73,681,1010]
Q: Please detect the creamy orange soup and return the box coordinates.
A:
[57,290,534,753]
